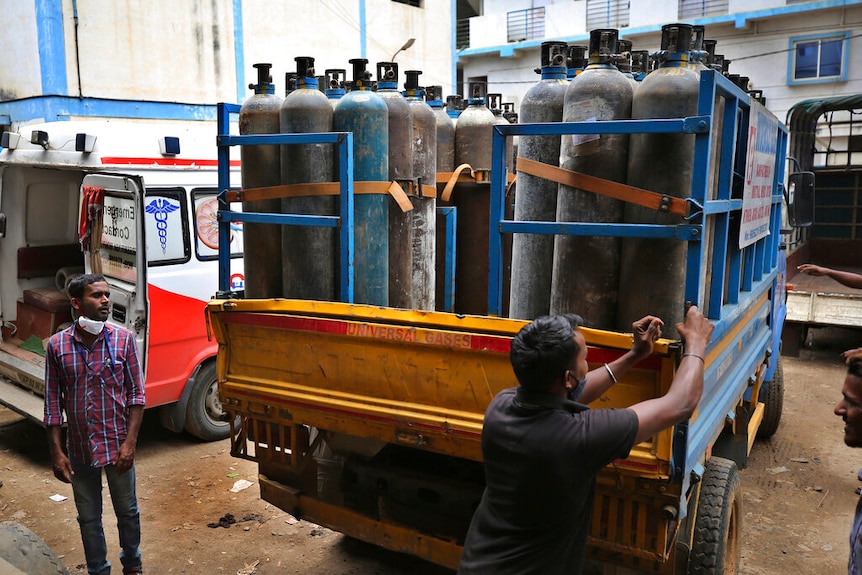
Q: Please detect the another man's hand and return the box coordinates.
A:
[675,305,713,354]
[798,263,828,276]
[116,441,136,475]
[631,316,664,359]
[842,348,862,364]
[51,452,74,484]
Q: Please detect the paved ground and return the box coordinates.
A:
[0,325,859,574]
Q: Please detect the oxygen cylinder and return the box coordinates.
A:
[285,72,298,97]
[509,41,569,320]
[239,63,283,299]
[487,93,514,173]
[567,45,588,79]
[689,25,708,72]
[324,69,346,108]
[631,50,650,81]
[427,85,455,311]
[702,39,717,69]
[403,71,437,310]
[280,56,336,300]
[334,58,389,305]
[616,39,640,93]
[452,82,498,315]
[376,62,414,309]
[550,28,633,328]
[446,95,463,120]
[427,86,455,173]
[617,23,699,337]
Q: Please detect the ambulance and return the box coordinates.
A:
[0,119,243,440]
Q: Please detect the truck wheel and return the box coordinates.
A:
[0,521,69,575]
[184,362,233,441]
[689,457,741,575]
[756,359,784,439]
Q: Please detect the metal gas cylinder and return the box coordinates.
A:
[616,38,640,93]
[689,25,708,72]
[376,62,415,309]
[617,23,699,337]
[334,58,390,305]
[446,95,463,121]
[324,69,346,108]
[509,40,569,320]
[427,85,455,173]
[280,56,336,301]
[427,85,456,312]
[551,28,633,328]
[567,44,588,79]
[631,50,650,81]
[239,63,283,298]
[403,70,437,310]
[451,82,498,315]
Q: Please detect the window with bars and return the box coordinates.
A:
[678,0,728,18]
[507,7,545,43]
[586,0,629,30]
[788,33,848,84]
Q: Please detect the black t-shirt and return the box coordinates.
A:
[458,386,639,575]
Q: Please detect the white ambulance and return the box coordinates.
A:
[0,119,243,440]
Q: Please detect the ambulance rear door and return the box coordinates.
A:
[79,173,149,373]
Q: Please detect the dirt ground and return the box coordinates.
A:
[0,325,860,575]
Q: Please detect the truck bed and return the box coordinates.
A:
[786,267,862,326]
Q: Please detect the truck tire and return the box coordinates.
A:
[689,457,741,575]
[0,521,69,575]
[184,362,233,441]
[756,359,784,439]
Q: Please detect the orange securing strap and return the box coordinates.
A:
[226,181,414,212]
[516,157,689,217]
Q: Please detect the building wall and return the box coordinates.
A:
[458,1,861,125]
[0,0,454,125]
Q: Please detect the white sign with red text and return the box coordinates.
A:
[739,101,780,248]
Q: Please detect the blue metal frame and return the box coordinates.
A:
[215,102,355,302]
[488,70,790,499]
[436,206,457,312]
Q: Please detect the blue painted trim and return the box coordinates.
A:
[0,96,218,123]
[786,30,850,85]
[233,0,245,104]
[457,0,862,59]
[35,0,67,95]
[359,0,367,59]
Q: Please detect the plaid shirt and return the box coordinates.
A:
[44,323,145,467]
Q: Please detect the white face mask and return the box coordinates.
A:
[78,315,105,335]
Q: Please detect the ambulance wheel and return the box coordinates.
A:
[0,521,69,575]
[185,362,233,441]
[689,457,741,575]
[756,359,784,439]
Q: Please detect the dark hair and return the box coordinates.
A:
[510,314,584,392]
[67,273,107,299]
[849,353,862,379]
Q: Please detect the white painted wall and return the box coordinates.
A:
[629,0,679,29]
[0,1,47,100]
[0,0,453,114]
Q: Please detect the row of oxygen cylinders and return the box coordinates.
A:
[238,23,745,337]
[238,55,509,314]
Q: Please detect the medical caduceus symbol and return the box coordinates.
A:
[145,198,179,254]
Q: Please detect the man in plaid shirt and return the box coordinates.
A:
[44,273,146,575]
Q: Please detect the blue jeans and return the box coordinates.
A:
[71,460,142,575]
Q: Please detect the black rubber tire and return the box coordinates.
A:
[690,457,742,575]
[0,521,69,575]
[756,358,784,439]
[184,362,234,441]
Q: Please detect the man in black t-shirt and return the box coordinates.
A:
[458,306,713,575]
